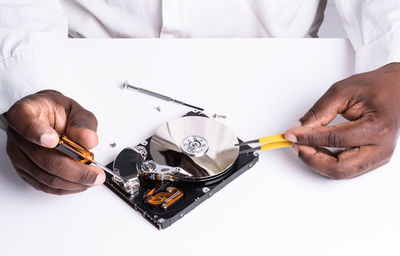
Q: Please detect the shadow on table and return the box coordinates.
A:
[279,148,329,181]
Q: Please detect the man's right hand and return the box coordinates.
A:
[5,90,105,195]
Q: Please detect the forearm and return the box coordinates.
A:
[335,0,400,73]
[0,0,68,114]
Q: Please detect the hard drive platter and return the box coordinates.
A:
[150,115,239,181]
[105,111,258,229]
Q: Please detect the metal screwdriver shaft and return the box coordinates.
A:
[92,160,128,182]
[55,134,129,183]
[122,81,204,111]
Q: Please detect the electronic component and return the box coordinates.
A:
[144,187,183,209]
[105,111,259,229]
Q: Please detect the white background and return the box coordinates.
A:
[1,38,400,256]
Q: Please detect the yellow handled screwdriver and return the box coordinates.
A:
[235,133,292,154]
[55,134,127,182]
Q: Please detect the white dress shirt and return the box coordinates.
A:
[0,0,400,118]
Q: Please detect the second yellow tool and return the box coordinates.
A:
[235,133,292,154]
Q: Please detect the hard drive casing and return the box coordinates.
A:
[105,112,259,229]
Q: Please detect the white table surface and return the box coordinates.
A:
[1,39,399,256]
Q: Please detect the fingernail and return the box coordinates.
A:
[285,133,297,143]
[291,144,299,156]
[40,132,58,148]
[93,174,105,186]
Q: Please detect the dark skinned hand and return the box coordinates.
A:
[285,62,400,179]
[5,90,105,195]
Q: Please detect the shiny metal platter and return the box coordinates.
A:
[150,116,239,181]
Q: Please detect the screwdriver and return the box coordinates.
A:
[54,134,128,182]
[122,81,204,111]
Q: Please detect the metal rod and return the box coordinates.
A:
[122,81,204,111]
[92,160,128,182]
[235,139,259,146]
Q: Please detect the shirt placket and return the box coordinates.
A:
[160,0,186,38]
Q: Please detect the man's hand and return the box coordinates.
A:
[285,63,400,179]
[5,90,105,195]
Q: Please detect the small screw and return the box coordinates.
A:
[161,203,167,209]
[202,187,210,193]
[109,142,116,148]
[122,81,129,89]
[158,218,165,223]
[213,114,227,119]
[154,215,158,219]
[141,141,148,146]
[156,106,161,112]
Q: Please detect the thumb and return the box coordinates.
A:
[285,83,351,142]
[65,101,99,150]
[285,117,377,148]
[6,102,59,148]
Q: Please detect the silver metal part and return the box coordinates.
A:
[138,160,192,181]
[111,116,239,183]
[93,159,139,195]
[113,176,140,195]
[180,135,209,157]
[111,168,140,195]
[212,114,227,119]
[135,146,148,158]
[202,187,210,193]
[150,116,239,181]
[123,81,204,111]
[111,147,146,194]
[92,160,128,183]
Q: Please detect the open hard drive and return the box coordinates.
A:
[105,111,258,229]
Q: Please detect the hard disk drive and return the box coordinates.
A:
[105,111,258,229]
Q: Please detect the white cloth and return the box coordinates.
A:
[0,0,400,117]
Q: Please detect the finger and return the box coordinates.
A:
[286,114,379,148]
[6,140,89,191]
[6,99,59,148]
[299,83,353,127]
[7,128,106,186]
[65,101,98,149]
[294,144,390,179]
[16,168,86,195]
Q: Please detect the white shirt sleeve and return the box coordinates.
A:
[335,0,400,73]
[0,0,68,115]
